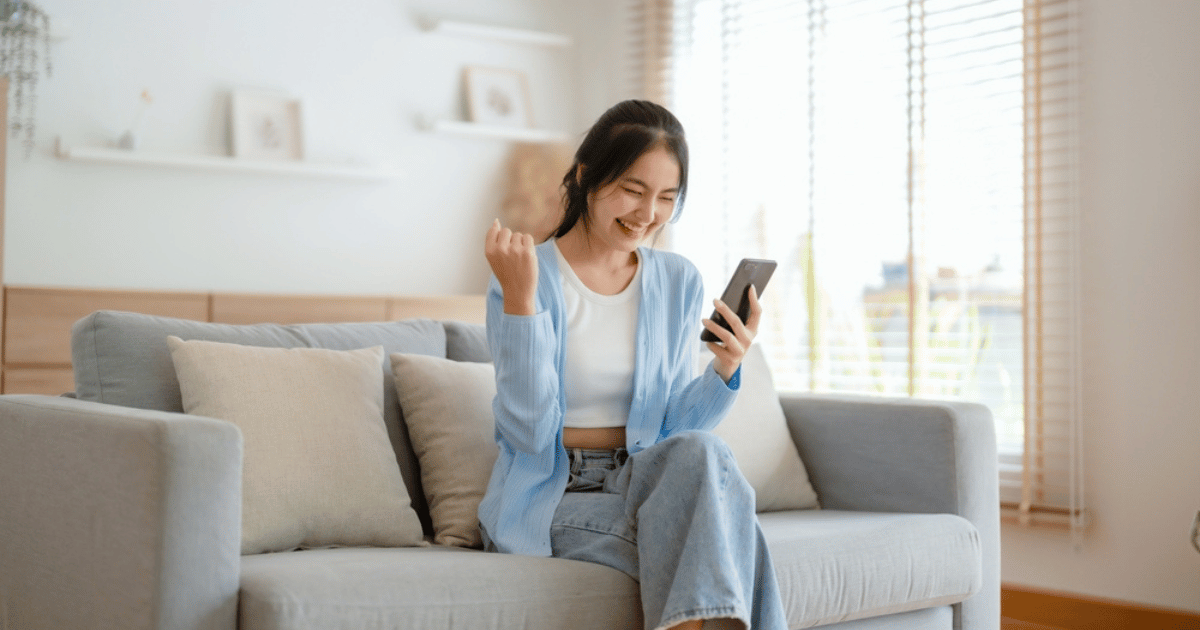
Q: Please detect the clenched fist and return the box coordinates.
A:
[484,219,539,316]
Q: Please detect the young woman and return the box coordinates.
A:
[481,100,787,630]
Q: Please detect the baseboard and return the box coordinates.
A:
[1001,583,1200,630]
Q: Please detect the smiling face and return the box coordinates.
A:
[582,144,681,256]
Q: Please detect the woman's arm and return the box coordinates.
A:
[659,271,745,436]
[486,287,562,454]
[484,223,562,455]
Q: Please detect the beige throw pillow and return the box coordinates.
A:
[390,353,498,548]
[706,343,821,512]
[167,337,426,555]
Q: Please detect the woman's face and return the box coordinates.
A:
[584,144,680,255]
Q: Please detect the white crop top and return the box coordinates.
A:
[554,241,641,429]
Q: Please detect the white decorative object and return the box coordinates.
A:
[229,90,304,161]
[116,89,152,150]
[464,67,532,129]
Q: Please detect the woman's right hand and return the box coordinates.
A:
[484,219,539,316]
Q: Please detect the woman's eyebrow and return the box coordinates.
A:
[622,176,679,194]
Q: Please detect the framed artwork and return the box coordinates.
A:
[229,90,305,161]
[464,66,533,128]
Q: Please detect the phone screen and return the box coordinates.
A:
[701,258,776,342]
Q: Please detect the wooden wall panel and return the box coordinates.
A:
[1,286,486,394]
[210,293,390,325]
[3,286,209,366]
[3,368,75,397]
[388,295,486,325]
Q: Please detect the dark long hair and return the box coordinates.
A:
[550,100,689,240]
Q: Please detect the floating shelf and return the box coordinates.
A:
[423,19,572,47]
[424,119,571,144]
[54,138,400,181]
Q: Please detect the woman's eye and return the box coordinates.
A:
[623,187,642,196]
[660,197,676,204]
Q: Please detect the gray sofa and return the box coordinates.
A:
[0,310,999,630]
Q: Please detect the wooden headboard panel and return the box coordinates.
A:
[1,285,486,395]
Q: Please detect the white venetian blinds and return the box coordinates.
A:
[632,0,1082,533]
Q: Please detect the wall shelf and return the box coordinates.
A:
[423,119,571,144]
[422,19,571,48]
[54,138,400,181]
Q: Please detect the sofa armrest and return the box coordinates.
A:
[0,395,242,630]
[780,392,999,630]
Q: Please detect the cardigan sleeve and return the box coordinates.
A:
[658,267,740,437]
[485,276,562,455]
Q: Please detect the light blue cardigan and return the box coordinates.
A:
[479,240,740,557]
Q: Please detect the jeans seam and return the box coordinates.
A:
[550,522,637,547]
[658,605,745,630]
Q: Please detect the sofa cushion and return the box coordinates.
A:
[71,310,447,536]
[237,511,977,630]
[759,510,981,628]
[239,547,642,630]
[167,338,426,555]
[705,344,821,512]
[443,320,491,363]
[390,353,498,548]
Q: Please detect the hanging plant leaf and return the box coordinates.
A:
[1,0,52,158]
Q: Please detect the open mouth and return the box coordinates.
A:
[616,218,644,236]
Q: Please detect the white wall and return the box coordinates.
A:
[5,0,584,295]
[998,0,1200,613]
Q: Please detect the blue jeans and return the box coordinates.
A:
[553,431,787,630]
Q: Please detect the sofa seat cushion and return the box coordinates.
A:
[240,512,978,630]
[239,547,642,630]
[760,510,981,629]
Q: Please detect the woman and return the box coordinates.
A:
[481,100,787,630]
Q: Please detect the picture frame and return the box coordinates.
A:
[229,90,305,161]
[464,66,533,128]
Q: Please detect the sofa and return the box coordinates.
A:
[0,309,999,630]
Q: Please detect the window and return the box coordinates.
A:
[636,0,1082,533]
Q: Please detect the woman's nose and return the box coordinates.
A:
[636,197,658,223]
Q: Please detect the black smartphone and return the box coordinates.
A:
[700,258,776,342]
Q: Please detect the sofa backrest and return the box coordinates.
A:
[70,310,490,537]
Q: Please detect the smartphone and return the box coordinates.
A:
[700,258,776,342]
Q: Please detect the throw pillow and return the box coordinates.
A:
[390,353,498,548]
[706,343,821,512]
[166,337,426,554]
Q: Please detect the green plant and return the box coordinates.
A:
[1,0,52,157]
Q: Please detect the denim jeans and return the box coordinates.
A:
[552,431,788,630]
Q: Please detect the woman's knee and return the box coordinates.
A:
[661,430,734,462]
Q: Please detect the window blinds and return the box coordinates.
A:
[633,0,1083,534]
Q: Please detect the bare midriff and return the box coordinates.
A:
[562,426,626,450]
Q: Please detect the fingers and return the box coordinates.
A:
[485,220,535,257]
[744,285,763,332]
[704,288,762,369]
[702,319,743,356]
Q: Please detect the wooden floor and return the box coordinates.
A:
[1002,618,1065,630]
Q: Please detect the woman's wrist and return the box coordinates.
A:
[503,293,536,316]
[713,358,740,384]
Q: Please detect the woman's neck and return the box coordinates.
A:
[556,228,638,275]
[555,229,640,296]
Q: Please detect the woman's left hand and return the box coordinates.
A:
[702,285,762,383]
